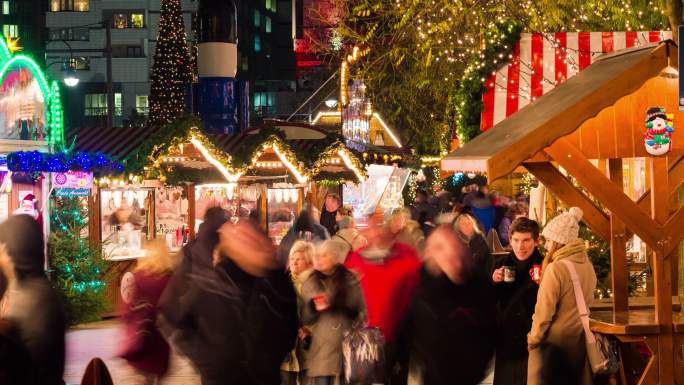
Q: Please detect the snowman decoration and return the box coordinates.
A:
[644,107,674,156]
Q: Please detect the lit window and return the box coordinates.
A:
[254,10,260,27]
[2,1,9,15]
[265,0,271,10]
[84,93,122,116]
[265,17,271,33]
[2,24,18,38]
[113,14,128,29]
[254,35,261,52]
[271,0,276,12]
[136,95,148,115]
[131,14,144,28]
[50,0,89,12]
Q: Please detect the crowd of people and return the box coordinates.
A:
[0,186,598,385]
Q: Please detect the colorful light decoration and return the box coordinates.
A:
[6,151,123,175]
[337,149,366,182]
[0,37,65,147]
[272,142,307,184]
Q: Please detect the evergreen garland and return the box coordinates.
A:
[148,0,191,127]
[449,20,522,143]
[48,196,109,325]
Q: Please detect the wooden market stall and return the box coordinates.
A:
[442,41,684,385]
[68,118,368,311]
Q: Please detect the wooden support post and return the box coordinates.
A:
[651,156,673,385]
[88,188,102,244]
[609,159,628,313]
[187,183,195,241]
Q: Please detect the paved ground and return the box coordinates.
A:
[65,320,493,385]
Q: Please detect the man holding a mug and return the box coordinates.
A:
[491,218,544,385]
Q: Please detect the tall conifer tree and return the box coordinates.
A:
[148,0,191,127]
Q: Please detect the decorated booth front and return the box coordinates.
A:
[0,36,65,228]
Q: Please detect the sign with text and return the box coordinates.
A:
[52,171,93,189]
[55,188,90,197]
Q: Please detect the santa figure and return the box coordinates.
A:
[13,193,43,230]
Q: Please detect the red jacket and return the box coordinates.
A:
[345,242,421,342]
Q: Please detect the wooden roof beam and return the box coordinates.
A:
[664,205,684,256]
[524,161,610,241]
[545,138,662,247]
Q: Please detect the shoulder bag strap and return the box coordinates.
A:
[559,259,596,344]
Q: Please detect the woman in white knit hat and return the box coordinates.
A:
[527,207,597,385]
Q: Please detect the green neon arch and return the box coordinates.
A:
[0,37,64,147]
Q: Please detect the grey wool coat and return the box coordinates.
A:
[300,265,366,378]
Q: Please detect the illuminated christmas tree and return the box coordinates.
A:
[148,0,191,127]
[49,196,109,324]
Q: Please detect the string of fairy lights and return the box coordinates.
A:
[148,0,191,127]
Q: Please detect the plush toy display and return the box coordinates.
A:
[644,107,674,156]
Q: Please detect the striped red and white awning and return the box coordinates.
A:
[480,31,672,131]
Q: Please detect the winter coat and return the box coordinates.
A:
[119,271,171,375]
[398,268,497,385]
[300,265,366,377]
[395,220,425,256]
[467,233,493,276]
[411,202,438,236]
[332,228,367,256]
[492,249,544,385]
[527,239,597,385]
[320,209,339,236]
[470,199,496,235]
[498,217,513,247]
[4,277,65,385]
[282,269,313,373]
[345,242,422,343]
[159,241,298,385]
[278,224,330,264]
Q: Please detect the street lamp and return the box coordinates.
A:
[64,60,79,87]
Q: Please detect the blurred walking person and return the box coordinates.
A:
[301,240,366,385]
[491,218,543,385]
[388,208,425,257]
[0,215,66,385]
[279,207,330,264]
[453,213,493,275]
[345,219,421,384]
[281,241,316,385]
[118,240,173,385]
[398,226,496,385]
[320,193,342,236]
[528,207,597,385]
[160,211,298,385]
[332,216,367,256]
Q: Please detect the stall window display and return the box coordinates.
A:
[0,66,46,141]
[155,186,189,251]
[101,189,152,260]
[194,184,238,232]
[267,187,300,245]
[343,165,410,226]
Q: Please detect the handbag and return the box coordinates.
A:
[341,326,385,385]
[560,260,619,375]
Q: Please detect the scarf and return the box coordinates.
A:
[551,238,587,263]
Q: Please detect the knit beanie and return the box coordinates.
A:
[542,207,583,245]
[0,215,45,279]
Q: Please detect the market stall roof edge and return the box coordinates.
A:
[442,41,673,180]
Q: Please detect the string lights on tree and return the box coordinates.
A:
[148,0,191,127]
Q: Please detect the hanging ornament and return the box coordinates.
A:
[644,107,674,156]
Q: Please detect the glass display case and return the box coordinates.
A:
[155,186,189,252]
[343,165,410,226]
[266,187,301,245]
[194,184,238,232]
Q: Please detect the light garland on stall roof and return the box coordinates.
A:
[272,142,307,183]
[190,135,242,183]
[337,149,366,182]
